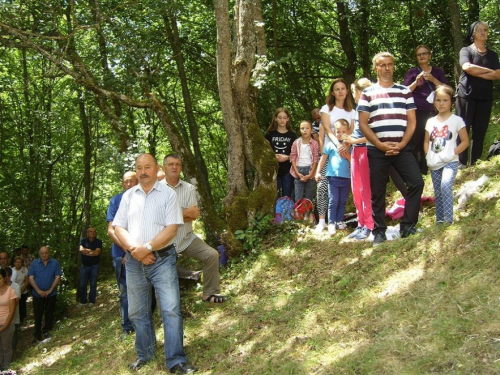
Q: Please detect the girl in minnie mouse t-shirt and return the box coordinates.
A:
[424,85,469,224]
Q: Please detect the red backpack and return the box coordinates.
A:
[293,198,315,223]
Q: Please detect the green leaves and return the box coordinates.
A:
[234,213,273,252]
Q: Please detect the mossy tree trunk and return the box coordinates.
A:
[214,0,277,257]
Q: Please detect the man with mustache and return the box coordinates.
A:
[113,153,197,374]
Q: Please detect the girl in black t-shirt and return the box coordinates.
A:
[265,107,297,198]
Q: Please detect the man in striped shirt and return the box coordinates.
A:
[113,153,198,374]
[358,52,424,246]
[162,154,225,304]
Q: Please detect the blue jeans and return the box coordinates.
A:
[113,257,133,332]
[126,248,187,369]
[79,264,99,304]
[430,162,458,223]
[294,166,316,201]
[327,176,351,224]
[277,172,294,198]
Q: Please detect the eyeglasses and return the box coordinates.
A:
[416,52,430,57]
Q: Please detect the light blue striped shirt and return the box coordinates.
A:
[112,181,183,246]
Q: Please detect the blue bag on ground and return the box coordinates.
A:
[274,196,294,223]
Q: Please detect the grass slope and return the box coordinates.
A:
[12,157,500,375]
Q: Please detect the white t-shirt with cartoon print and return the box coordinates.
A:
[425,114,466,170]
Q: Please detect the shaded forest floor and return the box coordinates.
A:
[10,156,500,374]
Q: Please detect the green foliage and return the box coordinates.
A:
[266,219,302,245]
[234,213,273,252]
[53,288,73,321]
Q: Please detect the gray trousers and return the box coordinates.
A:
[180,237,220,296]
[0,323,15,370]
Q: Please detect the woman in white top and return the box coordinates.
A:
[315,78,355,233]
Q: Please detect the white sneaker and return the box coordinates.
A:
[328,224,337,235]
[87,303,94,308]
[336,222,347,230]
[314,222,326,234]
[76,303,87,309]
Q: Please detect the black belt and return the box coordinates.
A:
[155,244,175,258]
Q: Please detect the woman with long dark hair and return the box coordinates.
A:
[314,78,355,234]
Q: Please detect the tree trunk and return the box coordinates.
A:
[448,0,462,85]
[214,0,277,257]
[149,95,225,245]
[21,48,44,238]
[162,11,216,208]
[466,0,480,26]
[79,89,92,235]
[336,1,357,84]
[359,0,372,78]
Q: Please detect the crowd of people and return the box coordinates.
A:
[0,245,60,373]
[105,153,227,374]
[265,21,500,245]
[3,20,499,375]
[4,153,229,374]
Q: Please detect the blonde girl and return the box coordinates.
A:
[316,119,351,236]
[424,85,469,224]
[342,78,374,240]
[290,121,319,201]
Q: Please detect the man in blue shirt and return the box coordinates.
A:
[28,246,62,343]
[106,171,138,335]
[77,228,102,308]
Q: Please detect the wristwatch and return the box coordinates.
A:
[145,242,153,252]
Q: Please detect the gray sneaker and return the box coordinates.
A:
[347,227,363,239]
[354,227,371,240]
